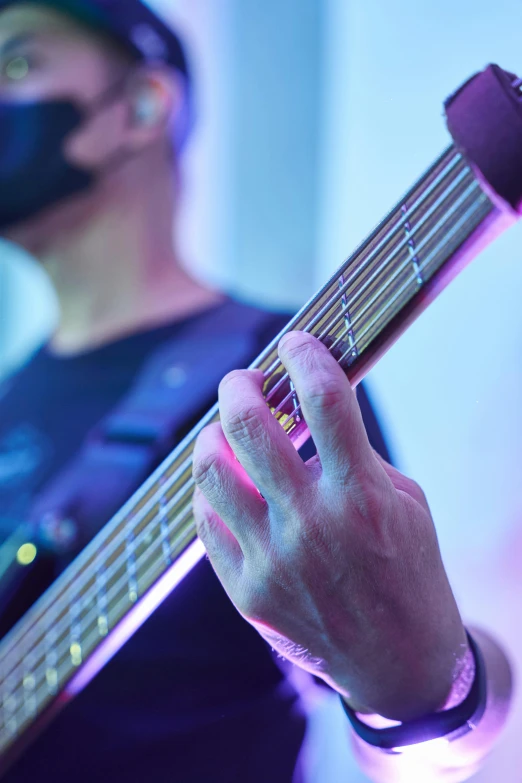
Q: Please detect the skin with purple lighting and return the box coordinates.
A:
[193,331,513,780]
[193,331,468,722]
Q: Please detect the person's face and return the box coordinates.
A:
[0,3,136,160]
[0,3,142,244]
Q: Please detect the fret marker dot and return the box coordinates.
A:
[98,616,109,637]
[70,643,82,667]
[23,674,35,691]
[46,668,58,690]
[17,543,37,566]
[129,590,138,603]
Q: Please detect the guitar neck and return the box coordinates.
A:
[0,144,514,770]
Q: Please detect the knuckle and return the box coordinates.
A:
[407,478,429,507]
[192,451,226,490]
[224,403,266,445]
[352,479,385,519]
[279,332,317,363]
[195,506,220,543]
[302,377,345,418]
[389,470,429,509]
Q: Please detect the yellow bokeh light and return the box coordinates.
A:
[70,643,82,666]
[16,543,37,566]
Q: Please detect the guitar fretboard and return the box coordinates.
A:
[0,145,502,762]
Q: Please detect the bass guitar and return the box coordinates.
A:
[0,62,521,774]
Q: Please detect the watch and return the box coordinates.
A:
[341,631,487,750]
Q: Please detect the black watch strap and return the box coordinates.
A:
[341,631,487,750]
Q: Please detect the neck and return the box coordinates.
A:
[34,168,223,355]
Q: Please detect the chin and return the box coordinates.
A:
[0,193,97,255]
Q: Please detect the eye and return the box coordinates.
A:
[5,55,31,81]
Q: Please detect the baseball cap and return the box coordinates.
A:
[0,0,190,79]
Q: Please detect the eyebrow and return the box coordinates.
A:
[0,33,39,59]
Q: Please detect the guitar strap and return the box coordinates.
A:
[27,299,285,556]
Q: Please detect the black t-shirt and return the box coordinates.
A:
[0,300,390,783]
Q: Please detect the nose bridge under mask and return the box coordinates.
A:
[0,74,134,231]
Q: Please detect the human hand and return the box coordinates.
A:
[192,332,468,722]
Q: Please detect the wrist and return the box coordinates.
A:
[341,630,487,750]
[332,622,470,723]
[342,632,474,720]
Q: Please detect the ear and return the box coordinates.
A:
[125,66,183,150]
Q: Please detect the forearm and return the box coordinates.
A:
[350,628,513,783]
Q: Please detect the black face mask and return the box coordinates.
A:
[0,81,127,231]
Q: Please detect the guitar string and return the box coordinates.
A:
[0,182,493,728]
[262,152,468,403]
[0,148,467,669]
[0,160,485,696]
[0,150,470,672]
[0,164,484,712]
[1,205,493,741]
[0,189,492,739]
[266,175,481,414]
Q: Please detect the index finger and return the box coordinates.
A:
[218,368,309,505]
[278,332,374,483]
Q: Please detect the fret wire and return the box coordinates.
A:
[125,523,139,605]
[263,159,478,407]
[259,147,464,377]
[269,194,491,430]
[159,480,172,566]
[0,167,488,704]
[0,190,493,725]
[1,501,198,734]
[0,161,491,738]
[1,208,488,724]
[0,431,199,661]
[291,193,492,422]
[38,480,197,662]
[96,569,109,638]
[0,164,487,725]
[0,149,497,745]
[0,148,467,670]
[270,180,483,419]
[0,488,190,700]
[3,498,200,733]
[263,155,471,405]
[0,475,200,705]
[316,181,482,355]
[339,275,358,359]
[0,158,478,686]
[402,203,424,286]
[0,450,196,666]
[265,148,464,392]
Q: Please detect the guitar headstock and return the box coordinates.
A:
[446,64,522,215]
